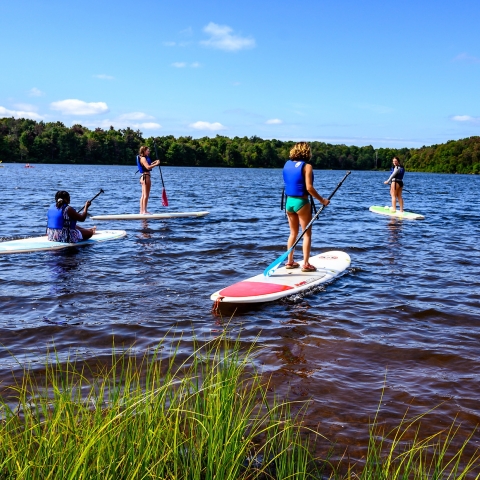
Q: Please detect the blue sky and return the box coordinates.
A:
[1,0,479,148]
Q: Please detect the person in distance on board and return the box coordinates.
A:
[137,146,160,214]
[46,191,96,242]
[384,156,405,213]
[282,142,330,272]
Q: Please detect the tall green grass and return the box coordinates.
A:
[0,334,478,479]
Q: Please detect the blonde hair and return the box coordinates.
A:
[139,146,149,157]
[289,142,311,161]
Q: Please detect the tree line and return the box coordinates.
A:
[1,117,479,173]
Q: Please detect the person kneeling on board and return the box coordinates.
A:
[383,156,405,213]
[46,191,96,243]
[282,142,330,272]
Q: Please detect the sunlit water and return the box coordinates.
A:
[1,164,479,457]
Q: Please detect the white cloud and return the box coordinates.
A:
[172,62,201,68]
[28,87,45,97]
[266,118,282,124]
[14,103,38,112]
[50,99,109,115]
[93,74,114,80]
[118,112,154,121]
[0,105,43,120]
[451,115,480,124]
[453,53,480,64]
[189,121,226,131]
[201,22,255,51]
[72,112,162,130]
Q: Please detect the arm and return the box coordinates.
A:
[67,202,90,222]
[304,164,330,206]
[384,166,399,184]
[140,156,160,171]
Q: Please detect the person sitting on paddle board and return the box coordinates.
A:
[282,142,330,272]
[46,191,96,243]
[384,156,405,213]
[137,146,160,214]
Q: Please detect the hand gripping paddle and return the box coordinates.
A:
[78,189,105,213]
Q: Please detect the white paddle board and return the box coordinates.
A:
[211,251,351,304]
[90,211,209,220]
[0,230,126,254]
[369,205,424,220]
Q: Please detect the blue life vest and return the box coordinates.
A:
[391,166,405,180]
[47,204,76,230]
[283,160,313,196]
[136,155,152,173]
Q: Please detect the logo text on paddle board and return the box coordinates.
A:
[319,255,337,260]
[295,278,318,287]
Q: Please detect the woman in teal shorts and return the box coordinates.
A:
[282,142,330,272]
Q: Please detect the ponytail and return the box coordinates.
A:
[54,190,70,209]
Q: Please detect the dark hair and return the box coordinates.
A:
[393,156,403,167]
[55,190,70,208]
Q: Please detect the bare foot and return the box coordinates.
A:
[145,211,152,215]
[92,226,97,235]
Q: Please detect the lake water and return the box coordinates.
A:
[1,164,479,458]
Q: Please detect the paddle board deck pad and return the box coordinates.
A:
[0,230,126,254]
[90,211,209,220]
[369,206,424,220]
[211,251,351,304]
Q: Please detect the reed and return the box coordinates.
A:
[0,334,478,479]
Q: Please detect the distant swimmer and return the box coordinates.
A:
[384,156,405,213]
[46,191,96,242]
[282,142,330,272]
[136,146,160,214]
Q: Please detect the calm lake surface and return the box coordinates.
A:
[1,164,479,456]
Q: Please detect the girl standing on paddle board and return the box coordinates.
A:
[384,156,405,213]
[282,142,330,272]
[46,191,96,242]
[137,146,160,214]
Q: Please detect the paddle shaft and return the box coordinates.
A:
[153,141,165,188]
[289,171,351,252]
[78,189,104,213]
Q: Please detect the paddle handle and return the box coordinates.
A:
[78,189,104,213]
[153,140,165,188]
[289,171,351,252]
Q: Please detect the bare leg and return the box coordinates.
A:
[390,183,397,211]
[296,203,313,265]
[397,185,404,212]
[77,226,96,240]
[144,176,152,214]
[286,211,300,264]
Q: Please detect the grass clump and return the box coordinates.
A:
[0,334,479,479]
[0,335,325,479]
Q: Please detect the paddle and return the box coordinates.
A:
[153,140,168,207]
[263,171,351,277]
[78,189,105,213]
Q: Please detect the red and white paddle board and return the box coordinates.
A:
[211,250,351,304]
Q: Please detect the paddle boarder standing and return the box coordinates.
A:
[282,142,330,272]
[46,191,96,242]
[384,156,405,213]
[137,146,160,214]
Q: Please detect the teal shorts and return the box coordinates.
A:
[285,196,309,213]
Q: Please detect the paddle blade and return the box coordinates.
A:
[161,188,169,207]
[263,249,291,277]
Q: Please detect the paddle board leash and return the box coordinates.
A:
[264,171,351,277]
[153,140,168,207]
[78,188,105,213]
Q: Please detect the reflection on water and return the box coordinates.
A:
[0,164,479,458]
